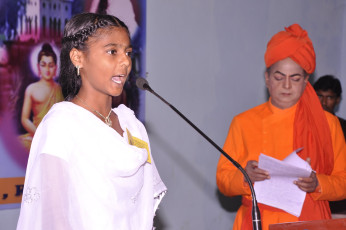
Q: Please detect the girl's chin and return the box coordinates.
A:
[111,89,124,97]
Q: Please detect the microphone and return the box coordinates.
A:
[136,77,262,230]
[135,77,150,91]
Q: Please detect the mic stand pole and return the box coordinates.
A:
[142,83,262,230]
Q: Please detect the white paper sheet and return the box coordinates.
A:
[253,149,312,217]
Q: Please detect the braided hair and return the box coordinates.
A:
[59,12,129,100]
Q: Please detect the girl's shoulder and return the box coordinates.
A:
[114,104,147,135]
[43,101,78,124]
[115,104,135,117]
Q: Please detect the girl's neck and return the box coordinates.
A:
[75,92,112,115]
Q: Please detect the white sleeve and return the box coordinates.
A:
[40,154,72,230]
[17,154,74,230]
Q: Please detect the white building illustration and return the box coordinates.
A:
[17,0,73,42]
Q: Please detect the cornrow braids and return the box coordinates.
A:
[61,19,121,46]
[58,13,130,101]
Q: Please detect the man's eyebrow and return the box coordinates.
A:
[274,71,302,77]
[274,71,285,76]
[289,73,302,77]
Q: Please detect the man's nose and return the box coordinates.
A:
[321,96,328,105]
[283,76,291,89]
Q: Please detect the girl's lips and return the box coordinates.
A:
[112,74,125,84]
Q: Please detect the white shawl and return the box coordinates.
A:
[16,102,166,230]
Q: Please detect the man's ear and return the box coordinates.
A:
[264,71,269,88]
[69,48,83,68]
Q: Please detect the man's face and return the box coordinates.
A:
[315,89,340,114]
[265,58,309,109]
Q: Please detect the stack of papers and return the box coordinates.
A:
[253,149,312,217]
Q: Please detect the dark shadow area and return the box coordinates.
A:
[309,73,316,85]
[216,189,242,212]
[153,211,167,230]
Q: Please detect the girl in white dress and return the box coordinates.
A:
[16,12,166,230]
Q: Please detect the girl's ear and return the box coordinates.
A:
[69,48,84,68]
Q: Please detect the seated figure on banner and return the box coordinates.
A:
[216,24,346,230]
[16,12,166,230]
[19,43,64,151]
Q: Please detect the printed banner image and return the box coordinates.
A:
[0,177,25,205]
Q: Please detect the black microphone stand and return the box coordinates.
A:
[137,78,262,230]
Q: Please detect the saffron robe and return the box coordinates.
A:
[216,101,346,230]
[19,84,64,150]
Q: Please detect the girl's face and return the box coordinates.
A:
[80,27,132,97]
[38,56,57,80]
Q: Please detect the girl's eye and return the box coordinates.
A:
[126,51,133,57]
[107,50,116,55]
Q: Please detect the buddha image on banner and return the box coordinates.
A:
[0,0,146,209]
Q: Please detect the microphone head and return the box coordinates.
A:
[136,77,149,90]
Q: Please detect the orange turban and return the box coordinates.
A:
[264,24,316,74]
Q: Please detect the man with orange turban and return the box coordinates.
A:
[216,24,346,230]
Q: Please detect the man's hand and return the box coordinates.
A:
[294,157,319,193]
[244,160,270,183]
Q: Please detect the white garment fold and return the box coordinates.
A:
[17,102,166,230]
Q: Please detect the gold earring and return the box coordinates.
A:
[76,65,80,76]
